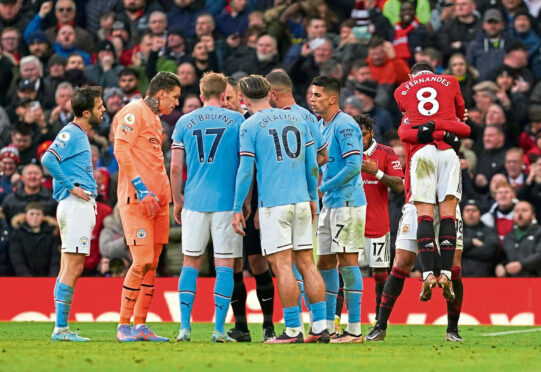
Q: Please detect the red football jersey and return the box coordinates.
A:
[363,141,404,237]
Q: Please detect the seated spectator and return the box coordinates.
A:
[110,20,135,67]
[383,0,431,25]
[466,9,510,81]
[492,66,528,128]
[496,201,541,277]
[283,16,330,67]
[414,47,442,73]
[167,0,202,39]
[225,34,281,76]
[343,95,364,117]
[43,54,66,103]
[64,53,90,88]
[189,12,226,69]
[53,25,91,65]
[95,11,115,41]
[99,87,124,137]
[15,55,51,109]
[99,206,131,263]
[484,102,520,147]
[509,10,540,59]
[1,27,21,65]
[504,147,526,190]
[116,0,164,47]
[517,156,541,221]
[177,62,199,100]
[478,173,508,213]
[0,145,19,203]
[1,163,57,224]
[437,0,482,61]
[8,202,60,277]
[181,94,202,115]
[392,2,429,64]
[27,31,53,67]
[475,125,507,190]
[481,181,518,243]
[84,40,124,88]
[0,209,10,275]
[0,0,31,34]
[518,108,541,155]
[354,79,394,142]
[47,82,74,136]
[216,0,249,38]
[488,40,533,95]
[118,68,142,104]
[472,80,499,120]
[190,37,219,80]
[442,53,479,108]
[9,121,37,166]
[165,25,191,65]
[461,199,499,277]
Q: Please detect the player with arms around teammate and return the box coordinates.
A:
[223,77,277,342]
[113,72,181,342]
[42,85,104,341]
[232,75,328,343]
[310,76,366,343]
[171,72,245,343]
[394,62,470,301]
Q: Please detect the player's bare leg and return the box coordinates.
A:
[366,250,416,341]
[415,202,437,301]
[446,249,464,341]
[295,250,329,343]
[437,196,459,300]
[266,250,303,343]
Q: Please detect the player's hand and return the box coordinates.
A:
[140,194,160,218]
[232,212,246,236]
[505,261,522,275]
[173,201,183,225]
[414,121,435,144]
[254,208,260,230]
[443,131,461,154]
[70,186,91,201]
[361,159,378,175]
[318,187,323,199]
[309,201,317,223]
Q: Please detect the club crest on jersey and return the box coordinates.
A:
[136,229,146,239]
[59,132,70,142]
[401,225,409,234]
[124,113,135,125]
[79,237,89,247]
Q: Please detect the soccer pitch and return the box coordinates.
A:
[1,323,540,371]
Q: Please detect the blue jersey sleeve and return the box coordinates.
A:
[233,155,255,212]
[171,118,187,150]
[41,151,74,190]
[239,121,256,157]
[304,127,318,201]
[47,129,83,162]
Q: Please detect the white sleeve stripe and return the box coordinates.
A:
[317,142,328,151]
[305,140,314,147]
[343,150,361,158]
[171,144,184,149]
[239,151,255,157]
[46,148,61,161]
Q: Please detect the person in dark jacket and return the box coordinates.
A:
[8,202,60,277]
[496,201,541,277]
[225,34,280,76]
[442,53,479,109]
[1,163,57,224]
[0,211,11,275]
[517,156,541,222]
[475,125,507,191]
[461,199,499,277]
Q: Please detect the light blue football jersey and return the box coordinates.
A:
[45,122,97,201]
[172,106,245,212]
[239,108,314,208]
[320,111,366,208]
[285,104,327,152]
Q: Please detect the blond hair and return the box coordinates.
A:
[200,72,227,100]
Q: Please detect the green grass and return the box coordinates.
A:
[0,323,540,372]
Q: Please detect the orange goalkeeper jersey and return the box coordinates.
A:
[113,99,171,207]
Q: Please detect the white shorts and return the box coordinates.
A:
[259,202,313,256]
[361,232,391,268]
[317,205,366,255]
[410,146,461,204]
[181,209,242,258]
[57,194,96,256]
[395,203,464,254]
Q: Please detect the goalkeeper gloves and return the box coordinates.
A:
[131,176,160,217]
[414,121,435,144]
[443,131,461,154]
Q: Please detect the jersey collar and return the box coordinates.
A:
[364,139,377,156]
[70,122,87,133]
[412,70,432,78]
[322,110,341,127]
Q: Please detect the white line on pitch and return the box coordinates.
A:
[481,328,541,337]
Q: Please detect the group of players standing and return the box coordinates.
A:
[41,59,470,344]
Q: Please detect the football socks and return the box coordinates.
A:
[341,266,363,336]
[230,271,249,332]
[417,215,436,279]
[377,266,408,330]
[320,268,339,333]
[310,301,327,334]
[373,271,388,321]
[55,282,74,330]
[254,270,275,329]
[439,216,457,279]
[447,266,463,332]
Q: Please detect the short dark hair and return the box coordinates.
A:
[25,202,44,213]
[147,71,182,97]
[410,62,434,75]
[368,35,385,49]
[354,114,375,131]
[265,71,293,91]
[485,124,505,135]
[306,16,325,28]
[119,67,138,79]
[71,85,103,117]
[13,121,32,136]
[239,75,271,99]
[227,76,239,88]
[352,59,369,71]
[311,75,340,95]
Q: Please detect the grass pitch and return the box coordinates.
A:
[0,323,540,372]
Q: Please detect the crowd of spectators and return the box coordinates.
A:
[1,0,541,278]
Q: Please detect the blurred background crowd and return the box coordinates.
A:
[1,0,541,278]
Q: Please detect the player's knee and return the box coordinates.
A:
[66,260,85,278]
[317,255,337,270]
[248,255,268,275]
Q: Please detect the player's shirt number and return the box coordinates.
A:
[193,128,225,163]
[416,87,440,116]
[268,125,301,161]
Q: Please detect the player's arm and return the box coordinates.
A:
[319,124,362,193]
[113,112,159,217]
[41,147,90,201]
[232,155,255,236]
[432,119,471,138]
[317,145,329,166]
[170,145,185,225]
[305,136,319,222]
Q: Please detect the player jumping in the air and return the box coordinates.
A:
[232,75,328,343]
[310,76,366,343]
[42,85,104,341]
[113,72,181,342]
[223,77,276,342]
[335,114,404,329]
[266,70,329,333]
[171,72,245,343]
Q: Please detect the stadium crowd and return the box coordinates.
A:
[1,0,541,278]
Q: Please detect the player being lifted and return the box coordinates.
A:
[310,76,367,343]
[366,62,470,341]
[113,72,181,342]
[223,77,276,342]
[232,75,328,343]
[335,115,404,327]
[42,85,104,341]
[171,72,245,343]
[266,70,329,332]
